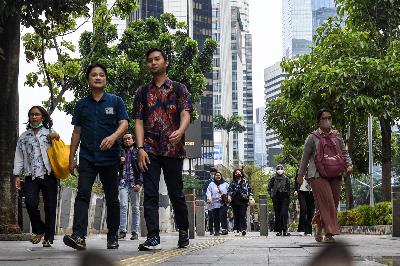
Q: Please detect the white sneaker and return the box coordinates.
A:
[298,232,305,236]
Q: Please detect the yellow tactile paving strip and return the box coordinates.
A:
[118,236,252,266]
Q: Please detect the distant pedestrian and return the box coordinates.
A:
[134,48,193,250]
[203,167,217,235]
[63,62,129,250]
[228,168,253,236]
[13,106,60,247]
[268,164,291,236]
[294,170,315,236]
[206,171,229,236]
[298,108,352,242]
[118,132,143,240]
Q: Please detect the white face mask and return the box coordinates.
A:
[277,170,284,175]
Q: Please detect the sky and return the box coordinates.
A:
[18,1,283,143]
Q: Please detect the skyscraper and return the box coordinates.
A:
[212,0,253,166]
[263,0,337,167]
[129,0,164,21]
[254,107,267,167]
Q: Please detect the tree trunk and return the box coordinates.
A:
[344,123,355,209]
[0,13,21,234]
[379,116,392,201]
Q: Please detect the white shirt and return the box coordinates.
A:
[300,178,312,192]
[206,181,229,210]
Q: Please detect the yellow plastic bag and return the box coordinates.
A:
[47,139,70,179]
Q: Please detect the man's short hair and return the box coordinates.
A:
[85,61,108,80]
[146,48,168,61]
[210,167,217,173]
[316,108,332,122]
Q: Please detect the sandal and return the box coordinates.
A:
[324,234,335,243]
[313,224,323,242]
[30,233,44,244]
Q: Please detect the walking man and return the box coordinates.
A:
[118,132,142,240]
[133,48,192,250]
[63,62,129,250]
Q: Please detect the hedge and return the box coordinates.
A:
[338,201,392,226]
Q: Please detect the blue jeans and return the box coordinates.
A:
[119,186,140,233]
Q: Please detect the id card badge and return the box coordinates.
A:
[105,107,114,115]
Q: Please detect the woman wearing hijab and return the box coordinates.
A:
[298,108,352,243]
[13,106,60,247]
[268,164,291,236]
[206,171,229,236]
[228,168,253,236]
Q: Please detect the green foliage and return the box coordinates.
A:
[60,174,103,195]
[214,115,246,133]
[338,201,392,226]
[182,174,202,192]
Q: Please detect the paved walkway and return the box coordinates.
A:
[0,232,399,265]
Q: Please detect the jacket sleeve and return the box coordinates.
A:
[247,181,253,197]
[131,150,143,186]
[286,178,291,196]
[268,177,274,195]
[13,139,24,176]
[337,132,352,166]
[206,183,212,200]
[298,134,314,177]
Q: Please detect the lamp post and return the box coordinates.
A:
[368,115,374,206]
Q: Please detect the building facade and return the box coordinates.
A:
[254,107,267,168]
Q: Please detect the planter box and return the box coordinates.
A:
[340,225,392,235]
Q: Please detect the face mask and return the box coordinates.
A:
[277,170,284,175]
[30,122,43,129]
[320,120,332,130]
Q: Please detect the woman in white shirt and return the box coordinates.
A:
[206,171,229,236]
[14,106,59,247]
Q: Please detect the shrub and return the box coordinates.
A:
[338,201,392,226]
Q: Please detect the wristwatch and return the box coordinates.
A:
[137,146,144,151]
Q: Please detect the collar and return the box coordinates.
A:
[89,91,107,102]
[318,128,333,136]
[151,78,172,88]
[28,127,49,137]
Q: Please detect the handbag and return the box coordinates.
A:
[217,185,228,204]
[47,139,70,179]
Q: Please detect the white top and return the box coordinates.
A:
[206,181,229,210]
[13,127,55,179]
[300,178,312,192]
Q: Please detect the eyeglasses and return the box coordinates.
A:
[29,113,42,117]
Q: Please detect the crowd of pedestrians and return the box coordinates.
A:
[13,47,353,252]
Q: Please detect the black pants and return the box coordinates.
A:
[24,174,58,241]
[232,204,247,231]
[143,154,188,237]
[272,192,290,233]
[211,205,228,233]
[207,210,214,232]
[73,158,120,238]
[298,191,315,234]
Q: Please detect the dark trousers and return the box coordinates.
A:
[272,192,290,233]
[220,204,228,230]
[298,191,315,234]
[207,210,214,232]
[143,154,188,237]
[73,158,120,238]
[24,174,58,241]
[232,204,247,231]
[211,205,228,233]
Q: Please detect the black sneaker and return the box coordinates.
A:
[118,231,126,239]
[63,234,86,251]
[138,236,161,251]
[178,230,189,248]
[130,232,139,240]
[214,231,221,236]
[283,232,291,236]
[107,235,119,249]
[221,229,228,235]
[242,230,246,236]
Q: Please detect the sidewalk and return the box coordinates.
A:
[0,232,399,265]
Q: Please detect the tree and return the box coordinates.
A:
[265,0,400,205]
[214,115,246,167]
[0,0,90,235]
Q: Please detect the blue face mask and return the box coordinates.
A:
[30,122,43,129]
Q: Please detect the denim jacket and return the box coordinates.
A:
[13,127,55,177]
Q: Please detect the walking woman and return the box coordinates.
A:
[206,171,229,236]
[14,106,60,247]
[298,108,352,242]
[228,168,253,236]
[268,164,291,236]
